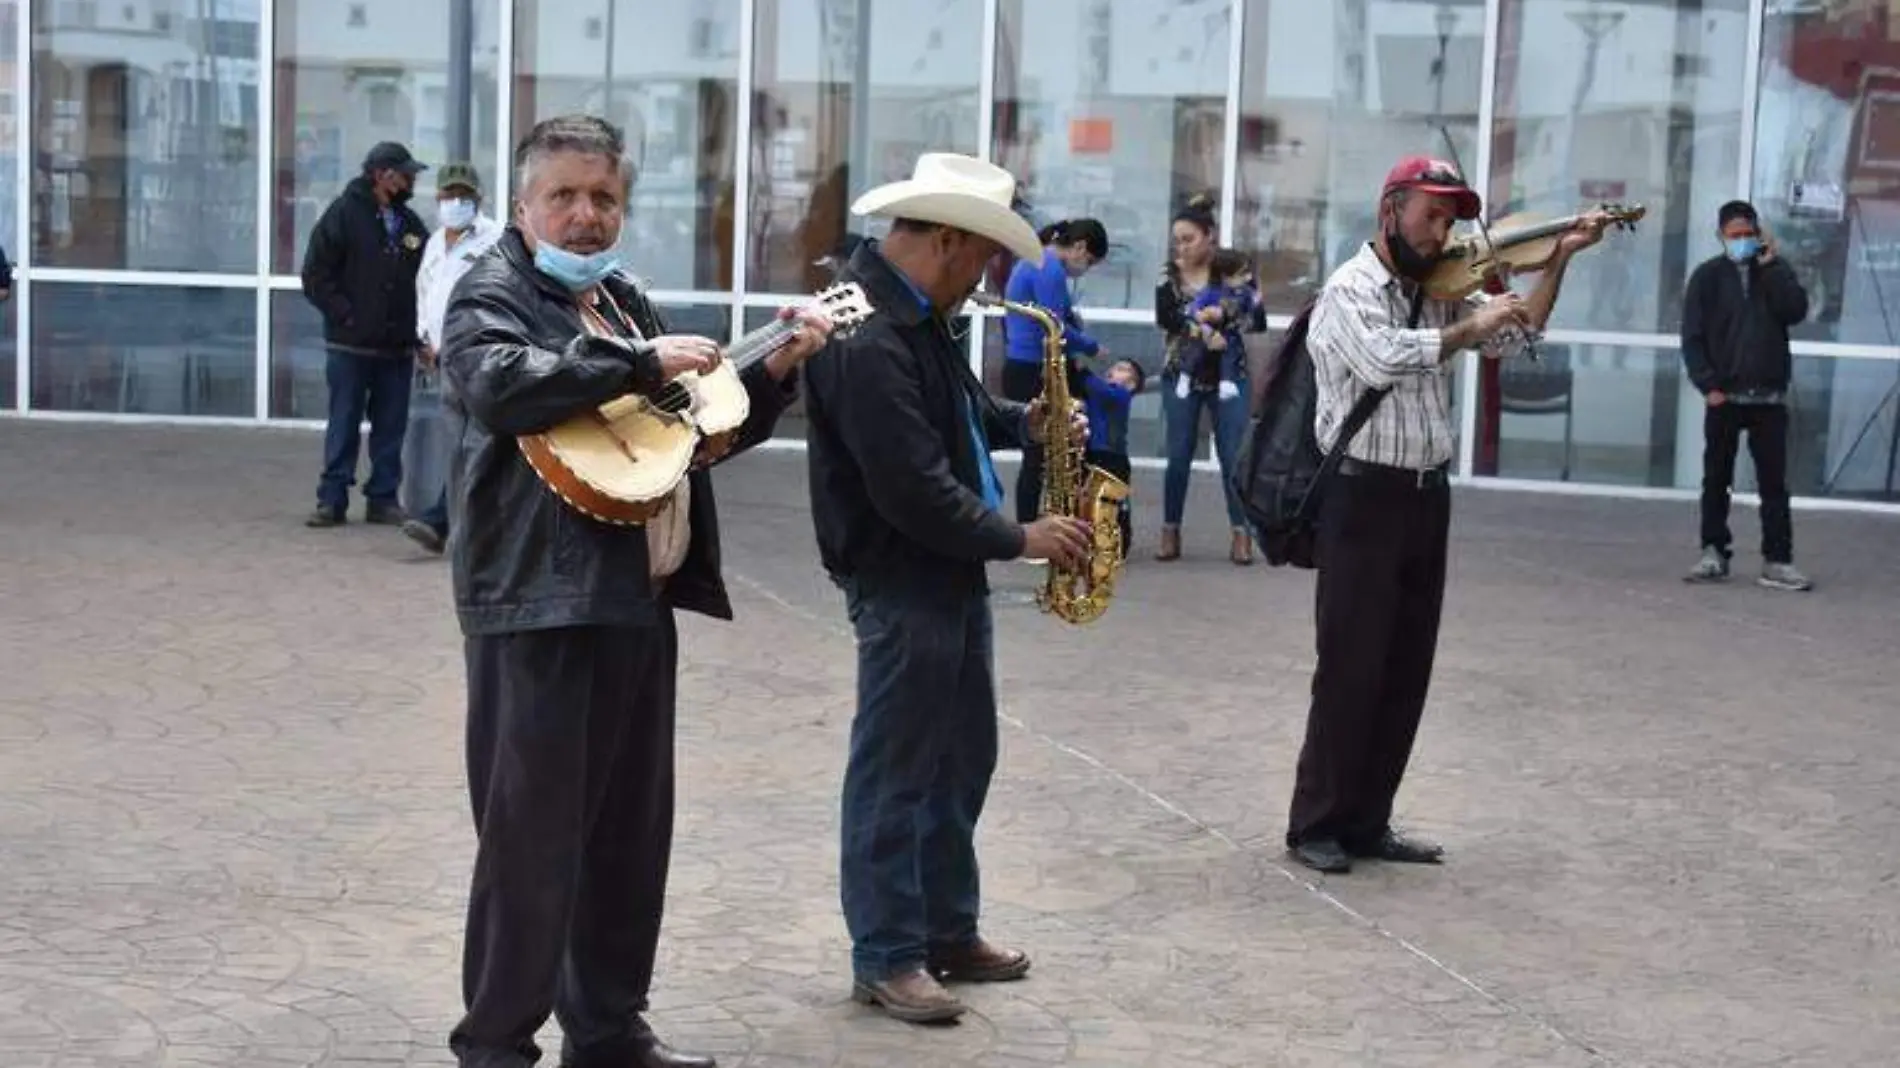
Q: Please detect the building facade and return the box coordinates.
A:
[6,0,1899,505]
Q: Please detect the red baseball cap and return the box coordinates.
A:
[1382,155,1482,220]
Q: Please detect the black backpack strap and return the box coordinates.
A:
[1299,287,1426,515]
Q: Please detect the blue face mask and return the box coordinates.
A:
[531,231,622,290]
[1725,236,1760,262]
[438,198,476,231]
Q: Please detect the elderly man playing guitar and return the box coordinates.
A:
[437,113,832,1068]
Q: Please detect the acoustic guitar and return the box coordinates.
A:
[520,281,876,526]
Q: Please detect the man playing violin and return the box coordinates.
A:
[1284,155,1610,876]
[437,114,832,1068]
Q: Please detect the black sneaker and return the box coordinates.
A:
[364,502,406,526]
[305,506,345,528]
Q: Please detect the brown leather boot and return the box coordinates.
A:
[851,967,967,1024]
[1155,524,1181,561]
[928,938,1032,983]
[1230,528,1254,566]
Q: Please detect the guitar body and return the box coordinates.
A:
[520,393,698,525]
[520,281,877,526]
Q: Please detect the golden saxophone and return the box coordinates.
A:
[970,292,1129,624]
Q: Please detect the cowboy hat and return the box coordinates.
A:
[850,153,1043,262]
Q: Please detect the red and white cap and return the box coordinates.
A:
[1381,155,1482,220]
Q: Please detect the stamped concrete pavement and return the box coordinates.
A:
[1,419,1896,1068]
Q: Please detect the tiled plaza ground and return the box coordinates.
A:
[2,419,1896,1068]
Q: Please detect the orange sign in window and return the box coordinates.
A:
[1069,117,1114,155]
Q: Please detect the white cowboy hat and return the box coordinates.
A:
[851,153,1043,262]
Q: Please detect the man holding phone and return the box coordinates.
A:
[1680,200,1813,591]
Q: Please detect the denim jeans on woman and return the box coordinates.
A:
[1161,373,1249,527]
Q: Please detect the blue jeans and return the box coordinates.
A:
[838,582,998,982]
[1161,374,1249,527]
[318,349,413,512]
[418,488,449,537]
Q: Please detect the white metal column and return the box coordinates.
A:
[971,0,1000,376]
[15,0,32,412]
[252,0,277,420]
[1737,0,1766,202]
[1217,0,1244,239]
[497,0,516,211]
[1459,0,1504,480]
[730,0,758,343]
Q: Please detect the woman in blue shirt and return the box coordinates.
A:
[1000,217,1109,523]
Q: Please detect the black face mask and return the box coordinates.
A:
[1383,222,1437,281]
[389,183,415,206]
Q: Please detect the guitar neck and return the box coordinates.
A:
[726,317,801,371]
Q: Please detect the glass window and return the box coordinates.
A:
[1,303,15,411]
[269,289,326,418]
[747,0,982,296]
[1234,0,1486,315]
[1752,2,1900,347]
[32,283,255,416]
[0,0,18,264]
[1484,345,1900,502]
[514,0,741,293]
[273,0,501,273]
[1487,0,1748,335]
[32,0,261,272]
[993,0,1230,312]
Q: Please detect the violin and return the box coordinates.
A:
[1424,201,1647,301]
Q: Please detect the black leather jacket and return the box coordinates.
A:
[803,241,1030,599]
[439,227,798,636]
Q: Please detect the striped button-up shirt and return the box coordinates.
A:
[1309,244,1533,470]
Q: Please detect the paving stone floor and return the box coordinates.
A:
[1,419,1896,1068]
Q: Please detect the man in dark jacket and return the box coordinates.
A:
[803,153,1091,1025]
[1680,199,1812,591]
[438,115,831,1068]
[301,141,431,527]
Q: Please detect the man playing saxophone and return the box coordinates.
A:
[801,153,1089,1025]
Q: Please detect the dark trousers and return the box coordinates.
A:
[319,349,413,512]
[420,488,450,537]
[1701,402,1793,564]
[1002,360,1044,522]
[838,583,998,982]
[1085,448,1134,559]
[1287,468,1450,849]
[451,620,679,1068]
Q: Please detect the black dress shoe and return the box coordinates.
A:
[631,1038,716,1068]
[1289,838,1352,874]
[1347,830,1444,864]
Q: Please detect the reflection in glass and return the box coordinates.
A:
[32,283,254,415]
[1234,0,1485,314]
[515,0,742,293]
[273,0,501,272]
[32,0,260,272]
[748,0,981,296]
[1485,345,1900,502]
[1,302,15,410]
[0,1,18,261]
[270,290,326,418]
[1752,3,1900,347]
[992,0,1229,310]
[1488,0,1747,335]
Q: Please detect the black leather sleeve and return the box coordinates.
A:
[441,282,665,438]
[981,396,1030,453]
[811,331,1026,561]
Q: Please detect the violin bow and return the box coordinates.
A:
[1435,123,1540,363]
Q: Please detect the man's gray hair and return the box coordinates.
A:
[513,114,639,197]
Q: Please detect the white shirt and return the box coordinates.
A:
[1308,244,1534,470]
[416,214,504,350]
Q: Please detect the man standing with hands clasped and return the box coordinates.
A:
[1680,199,1812,591]
[1285,156,1610,876]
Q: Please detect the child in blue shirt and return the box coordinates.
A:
[1082,358,1145,560]
[1176,248,1257,402]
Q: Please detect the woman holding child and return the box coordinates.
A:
[1154,194,1260,566]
